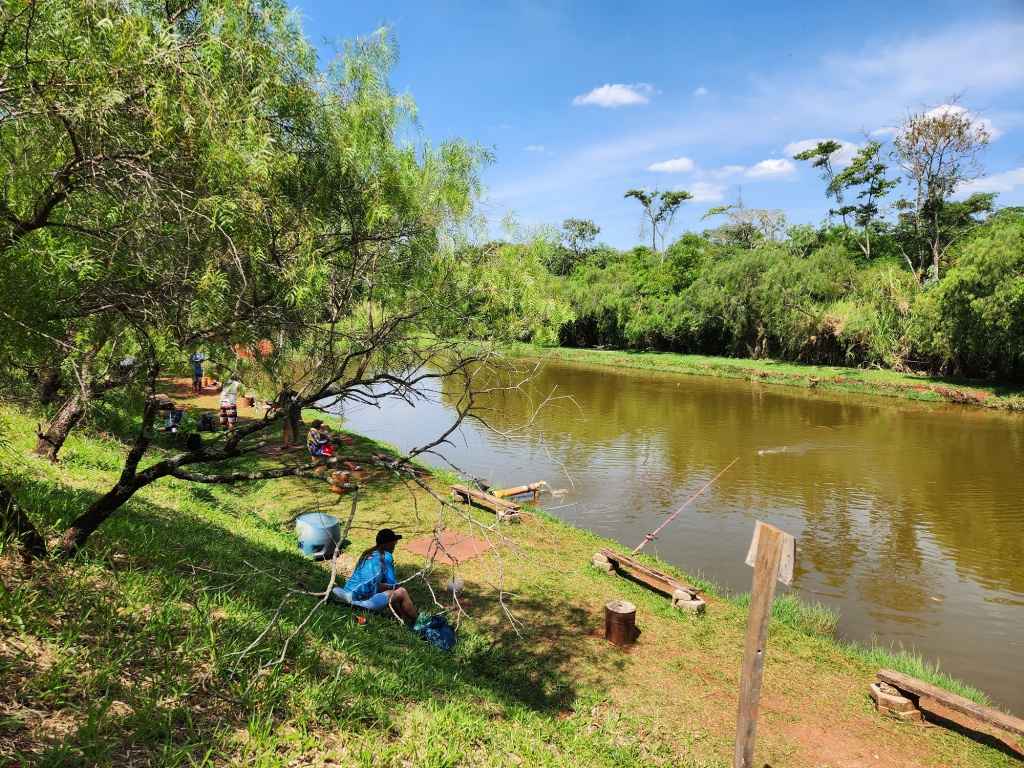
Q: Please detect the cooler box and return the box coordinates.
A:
[295,512,341,560]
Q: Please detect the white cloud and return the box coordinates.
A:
[745,159,797,179]
[783,138,861,165]
[975,118,1003,141]
[685,182,726,202]
[957,167,1024,195]
[869,126,897,138]
[524,145,549,153]
[710,165,746,179]
[823,21,1024,102]
[648,156,695,173]
[694,87,708,96]
[572,83,655,108]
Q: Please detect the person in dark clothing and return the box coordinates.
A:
[189,352,205,393]
[274,388,301,448]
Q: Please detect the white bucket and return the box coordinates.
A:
[446,577,465,599]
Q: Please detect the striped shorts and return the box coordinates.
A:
[219,403,237,427]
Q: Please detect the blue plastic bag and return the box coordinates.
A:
[413,613,456,652]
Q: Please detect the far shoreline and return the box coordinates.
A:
[502,343,1024,412]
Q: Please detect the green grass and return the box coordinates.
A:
[732,592,841,638]
[1,402,1020,767]
[501,343,1024,411]
[851,640,993,705]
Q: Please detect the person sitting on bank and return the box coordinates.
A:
[306,418,335,456]
[333,529,420,624]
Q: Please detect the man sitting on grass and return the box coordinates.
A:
[306,419,337,456]
[333,529,420,625]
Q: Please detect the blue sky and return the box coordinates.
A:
[292,1,1024,249]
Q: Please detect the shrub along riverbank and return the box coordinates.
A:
[2,405,1021,767]
[512,209,1024,382]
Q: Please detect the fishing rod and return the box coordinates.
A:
[631,456,740,555]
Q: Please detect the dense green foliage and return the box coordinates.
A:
[463,102,1020,382]
[0,0,535,556]
[483,208,1024,381]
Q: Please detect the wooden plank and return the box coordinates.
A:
[734,522,787,768]
[493,482,545,499]
[451,485,521,512]
[598,548,699,597]
[877,669,1024,739]
[744,520,796,586]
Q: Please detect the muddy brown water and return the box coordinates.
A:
[338,357,1024,716]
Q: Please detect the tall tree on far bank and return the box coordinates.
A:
[701,197,786,250]
[794,141,898,259]
[792,140,850,224]
[624,188,692,257]
[562,218,600,263]
[891,101,991,282]
[544,218,600,275]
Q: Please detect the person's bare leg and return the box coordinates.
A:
[387,587,419,624]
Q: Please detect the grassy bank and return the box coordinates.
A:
[503,344,1024,411]
[1,405,1021,767]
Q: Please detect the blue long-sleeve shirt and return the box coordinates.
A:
[343,550,397,600]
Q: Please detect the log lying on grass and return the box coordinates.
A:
[595,548,704,612]
[876,668,1024,739]
[451,485,521,520]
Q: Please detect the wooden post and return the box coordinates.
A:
[734,521,796,768]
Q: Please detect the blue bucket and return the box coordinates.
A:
[295,513,341,560]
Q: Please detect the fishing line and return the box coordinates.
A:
[631,456,740,555]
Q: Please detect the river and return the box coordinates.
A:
[339,356,1024,716]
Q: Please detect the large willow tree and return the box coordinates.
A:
[0,0,499,559]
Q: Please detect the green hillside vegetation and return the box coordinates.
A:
[2,405,1020,767]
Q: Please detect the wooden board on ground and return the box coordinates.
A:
[877,668,1024,739]
[255,444,307,455]
[403,529,494,565]
[598,548,699,597]
[451,485,521,514]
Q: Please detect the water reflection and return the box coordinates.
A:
[340,357,1024,715]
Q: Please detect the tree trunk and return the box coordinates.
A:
[56,361,163,556]
[34,364,63,407]
[0,480,47,560]
[30,388,89,462]
[57,483,139,557]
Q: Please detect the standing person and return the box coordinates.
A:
[274,388,301,449]
[336,529,420,624]
[219,374,242,431]
[189,352,205,394]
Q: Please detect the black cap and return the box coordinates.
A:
[376,528,402,546]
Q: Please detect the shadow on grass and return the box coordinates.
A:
[918,703,1024,761]
[140,502,597,719]
[3,467,607,763]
